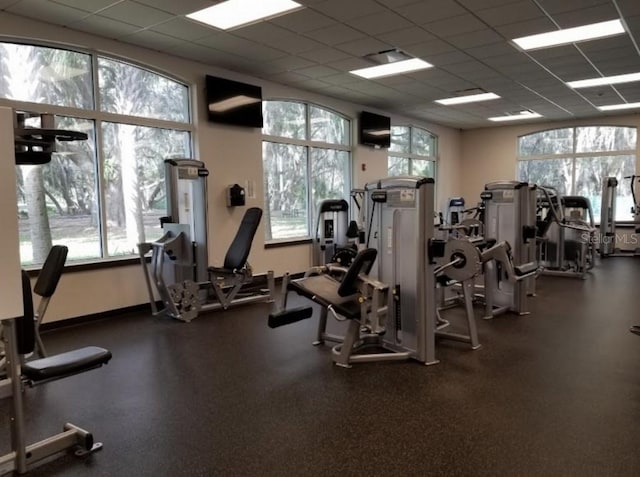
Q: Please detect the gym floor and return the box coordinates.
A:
[1,258,639,476]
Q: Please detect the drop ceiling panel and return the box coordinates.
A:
[427,50,473,67]
[494,17,557,38]
[326,57,373,71]
[345,11,414,35]
[310,0,387,21]
[536,0,611,15]
[7,0,87,26]
[122,30,184,52]
[551,3,621,28]
[395,0,467,24]
[447,28,505,49]
[294,64,341,79]
[617,0,640,16]
[298,47,352,63]
[98,1,173,29]
[403,39,457,58]
[466,42,518,59]
[303,23,366,45]
[614,84,640,102]
[378,27,434,47]
[264,56,316,72]
[1,0,639,129]
[70,14,141,38]
[423,14,487,37]
[269,8,336,33]
[196,35,287,62]
[334,37,392,57]
[51,0,120,13]
[151,18,216,42]
[591,55,640,76]
[474,1,545,27]
[132,0,214,16]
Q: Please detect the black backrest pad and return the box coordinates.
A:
[223,208,262,270]
[34,245,68,297]
[17,270,36,355]
[337,248,377,297]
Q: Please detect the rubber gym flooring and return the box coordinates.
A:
[1,257,639,476]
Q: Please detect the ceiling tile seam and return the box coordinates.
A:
[531,0,626,105]
[446,0,588,115]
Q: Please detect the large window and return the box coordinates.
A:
[262,101,351,241]
[517,126,636,221]
[1,42,192,266]
[388,126,437,178]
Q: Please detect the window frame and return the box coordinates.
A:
[1,39,195,268]
[516,125,637,223]
[262,99,352,244]
[388,125,438,176]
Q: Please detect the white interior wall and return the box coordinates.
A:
[0,12,462,322]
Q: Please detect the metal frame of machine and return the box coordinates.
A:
[139,159,274,322]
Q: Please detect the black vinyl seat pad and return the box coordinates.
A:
[21,346,112,382]
[288,275,361,320]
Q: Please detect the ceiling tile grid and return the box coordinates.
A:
[0,0,637,128]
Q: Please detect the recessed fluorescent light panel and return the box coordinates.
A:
[350,58,432,79]
[598,102,640,111]
[435,92,500,105]
[567,72,640,89]
[488,111,542,122]
[186,0,303,30]
[512,19,625,51]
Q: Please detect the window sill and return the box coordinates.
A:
[265,238,312,249]
[25,256,142,278]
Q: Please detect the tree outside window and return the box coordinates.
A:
[262,101,351,241]
[388,125,437,178]
[0,42,192,265]
[517,127,636,221]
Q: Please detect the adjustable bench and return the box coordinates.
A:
[0,271,111,475]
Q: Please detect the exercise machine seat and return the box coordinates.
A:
[16,270,112,381]
[214,207,262,273]
[288,248,378,320]
[33,245,68,298]
[22,346,112,382]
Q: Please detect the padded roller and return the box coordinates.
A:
[268,307,313,328]
[514,262,538,277]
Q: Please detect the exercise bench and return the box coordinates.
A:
[0,271,111,475]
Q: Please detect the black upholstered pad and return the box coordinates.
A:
[34,245,68,297]
[288,275,361,319]
[22,346,112,382]
[223,208,262,270]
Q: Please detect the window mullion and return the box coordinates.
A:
[306,146,312,238]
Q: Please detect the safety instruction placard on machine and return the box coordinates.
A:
[388,189,416,208]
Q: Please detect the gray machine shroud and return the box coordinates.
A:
[365,176,438,365]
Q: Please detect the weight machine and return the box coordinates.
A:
[536,187,596,278]
[481,181,539,317]
[270,177,485,367]
[600,175,640,257]
[139,159,275,322]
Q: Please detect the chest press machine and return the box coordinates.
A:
[0,107,112,474]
